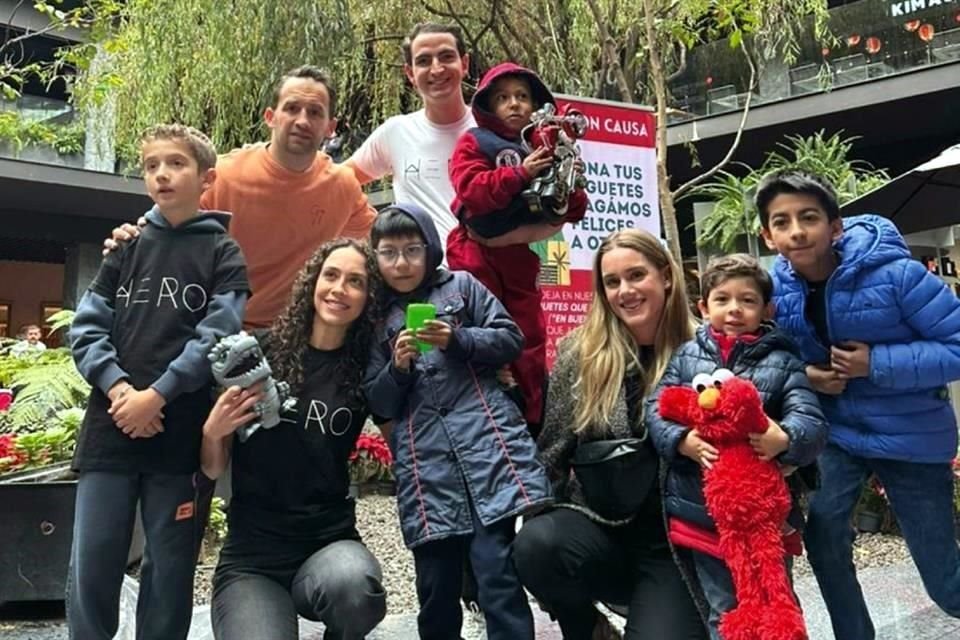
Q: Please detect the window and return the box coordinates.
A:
[40,302,63,348]
[0,303,9,338]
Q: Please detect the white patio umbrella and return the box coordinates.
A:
[841,144,960,235]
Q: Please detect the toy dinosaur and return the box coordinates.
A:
[658,368,807,640]
[208,332,296,442]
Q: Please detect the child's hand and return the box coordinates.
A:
[110,388,166,438]
[393,329,419,372]
[107,383,163,437]
[678,430,719,469]
[830,341,870,379]
[204,385,263,440]
[497,366,517,387]
[806,364,847,395]
[416,320,452,350]
[522,147,553,179]
[749,417,790,462]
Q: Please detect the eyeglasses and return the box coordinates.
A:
[375,244,427,265]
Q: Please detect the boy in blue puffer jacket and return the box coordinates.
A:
[759,169,960,640]
[364,203,552,640]
[646,253,827,640]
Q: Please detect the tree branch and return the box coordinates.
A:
[584,0,632,103]
[673,37,758,199]
[666,46,687,83]
[359,33,406,45]
[475,0,501,43]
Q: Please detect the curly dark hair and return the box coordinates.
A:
[264,238,381,402]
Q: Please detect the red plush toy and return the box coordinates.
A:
[658,369,807,640]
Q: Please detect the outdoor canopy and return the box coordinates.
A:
[842,144,960,235]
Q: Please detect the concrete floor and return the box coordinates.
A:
[2,561,959,639]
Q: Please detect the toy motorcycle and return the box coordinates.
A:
[520,103,589,221]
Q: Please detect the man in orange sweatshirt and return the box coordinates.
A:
[107,65,376,329]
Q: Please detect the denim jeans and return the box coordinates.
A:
[806,444,960,640]
[212,538,386,639]
[67,471,212,640]
[412,506,533,640]
[691,550,797,640]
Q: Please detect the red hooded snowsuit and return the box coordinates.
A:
[447,62,587,427]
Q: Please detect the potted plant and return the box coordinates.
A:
[0,312,144,602]
[853,475,892,534]
[348,432,394,499]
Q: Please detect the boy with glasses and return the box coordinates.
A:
[365,204,552,640]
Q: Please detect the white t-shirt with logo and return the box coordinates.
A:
[349,108,476,252]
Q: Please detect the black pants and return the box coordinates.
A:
[513,508,708,640]
[412,507,533,640]
[66,471,213,640]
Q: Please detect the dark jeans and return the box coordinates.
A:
[806,444,960,640]
[412,507,533,640]
[212,538,386,640]
[67,471,212,640]
[513,508,708,640]
[691,551,797,640]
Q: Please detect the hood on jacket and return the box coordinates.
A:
[835,214,910,274]
[380,202,450,304]
[472,62,555,141]
[773,214,909,282]
[145,204,232,233]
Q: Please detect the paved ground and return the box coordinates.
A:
[2,561,959,639]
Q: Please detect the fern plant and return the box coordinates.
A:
[0,310,89,434]
[690,131,891,252]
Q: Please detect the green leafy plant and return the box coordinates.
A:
[0,111,85,156]
[691,130,890,251]
[0,408,83,473]
[207,497,228,542]
[0,310,89,434]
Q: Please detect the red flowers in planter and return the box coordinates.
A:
[0,434,27,473]
[348,433,393,483]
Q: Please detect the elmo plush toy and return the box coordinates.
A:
[658,369,807,640]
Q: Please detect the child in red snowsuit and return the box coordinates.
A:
[447,62,587,433]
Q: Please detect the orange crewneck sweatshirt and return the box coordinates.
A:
[201,144,375,329]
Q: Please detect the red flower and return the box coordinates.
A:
[0,434,26,472]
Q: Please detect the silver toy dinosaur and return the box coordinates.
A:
[208,331,296,442]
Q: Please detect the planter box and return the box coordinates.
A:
[0,462,144,602]
[348,480,397,500]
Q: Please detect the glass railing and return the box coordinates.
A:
[667,0,960,123]
[0,95,84,168]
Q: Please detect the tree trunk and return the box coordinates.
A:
[642,0,682,263]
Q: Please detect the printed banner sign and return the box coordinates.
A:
[534,95,658,367]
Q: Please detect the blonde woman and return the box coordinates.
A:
[513,229,708,640]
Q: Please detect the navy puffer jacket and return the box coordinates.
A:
[772,214,960,463]
[364,203,552,548]
[645,323,827,531]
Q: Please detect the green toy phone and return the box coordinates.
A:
[406,303,437,352]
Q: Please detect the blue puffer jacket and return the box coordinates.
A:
[645,323,827,531]
[364,203,552,549]
[772,214,960,463]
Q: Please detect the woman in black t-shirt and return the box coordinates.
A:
[200,238,387,640]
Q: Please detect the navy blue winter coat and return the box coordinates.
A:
[772,214,960,463]
[645,324,827,531]
[363,203,552,549]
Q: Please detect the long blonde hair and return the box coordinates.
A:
[567,229,696,434]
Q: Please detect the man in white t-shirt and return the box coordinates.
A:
[346,23,474,252]
[347,23,559,260]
